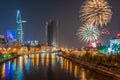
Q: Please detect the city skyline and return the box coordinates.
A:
[0,0,120,80]
[0,0,120,48]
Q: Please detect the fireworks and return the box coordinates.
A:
[77,25,100,43]
[80,0,112,27]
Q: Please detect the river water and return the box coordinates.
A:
[0,53,113,80]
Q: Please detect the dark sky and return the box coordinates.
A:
[0,0,120,48]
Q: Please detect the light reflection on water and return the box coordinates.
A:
[0,53,113,80]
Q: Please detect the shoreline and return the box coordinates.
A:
[0,53,42,64]
[58,54,120,80]
[0,55,20,64]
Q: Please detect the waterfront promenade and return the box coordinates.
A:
[58,54,120,80]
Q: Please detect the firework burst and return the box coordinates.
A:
[77,24,100,43]
[80,0,112,27]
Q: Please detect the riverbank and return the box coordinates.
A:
[0,53,42,64]
[0,55,20,64]
[58,54,120,80]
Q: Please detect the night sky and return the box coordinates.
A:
[0,0,120,48]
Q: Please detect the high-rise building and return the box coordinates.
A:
[46,19,58,47]
[0,35,6,47]
[110,34,120,53]
[16,10,26,43]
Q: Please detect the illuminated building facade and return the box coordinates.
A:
[26,40,39,46]
[110,35,120,53]
[30,40,39,46]
[16,10,26,43]
[6,30,16,46]
[6,30,16,41]
[46,19,58,47]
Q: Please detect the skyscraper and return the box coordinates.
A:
[46,19,58,47]
[0,35,6,47]
[16,10,26,43]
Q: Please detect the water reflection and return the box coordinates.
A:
[1,63,5,78]
[0,53,113,80]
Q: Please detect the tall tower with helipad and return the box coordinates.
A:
[16,10,26,43]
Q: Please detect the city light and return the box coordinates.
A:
[0,0,120,80]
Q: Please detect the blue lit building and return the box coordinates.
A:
[16,10,26,43]
[110,37,120,53]
[6,30,16,41]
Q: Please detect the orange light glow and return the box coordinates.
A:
[117,33,120,37]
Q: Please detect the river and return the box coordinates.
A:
[0,53,112,80]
